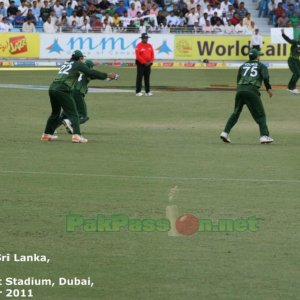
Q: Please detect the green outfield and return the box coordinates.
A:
[0,67,299,300]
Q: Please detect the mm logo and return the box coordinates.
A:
[9,35,28,55]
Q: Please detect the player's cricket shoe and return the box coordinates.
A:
[62,119,73,134]
[260,136,274,144]
[72,135,88,143]
[136,92,143,96]
[41,133,58,141]
[288,89,300,94]
[220,132,231,143]
[145,92,153,96]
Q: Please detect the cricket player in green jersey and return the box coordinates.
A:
[72,60,94,125]
[41,50,118,143]
[60,60,111,127]
[281,28,300,94]
[220,48,274,144]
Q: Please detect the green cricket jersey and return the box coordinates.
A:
[282,32,300,59]
[74,74,90,95]
[237,60,271,91]
[52,60,107,90]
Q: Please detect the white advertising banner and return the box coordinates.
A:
[40,33,174,60]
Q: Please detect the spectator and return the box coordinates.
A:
[193,20,201,32]
[250,28,263,51]
[80,18,91,31]
[274,2,285,24]
[127,19,137,32]
[243,12,254,31]
[166,10,179,26]
[0,16,12,31]
[202,19,213,32]
[268,0,276,24]
[43,15,57,32]
[106,3,116,16]
[289,11,299,28]
[220,0,230,13]
[68,0,78,10]
[67,10,78,26]
[199,12,209,27]
[144,0,153,11]
[65,2,73,17]
[39,0,51,22]
[130,0,141,10]
[235,19,248,34]
[204,3,214,18]
[103,11,113,24]
[22,18,36,31]
[120,10,130,27]
[53,0,64,18]
[69,19,79,32]
[186,7,199,27]
[103,18,112,32]
[229,12,240,25]
[91,17,103,31]
[14,10,26,26]
[128,2,138,17]
[150,3,159,15]
[187,0,196,11]
[221,11,229,25]
[26,9,36,24]
[199,0,209,11]
[224,20,234,33]
[236,2,248,20]
[49,10,58,26]
[176,0,188,14]
[213,19,225,33]
[138,18,147,32]
[97,0,111,11]
[156,9,165,25]
[226,4,235,19]
[196,4,202,17]
[31,1,40,22]
[115,1,126,16]
[213,2,222,17]
[210,11,222,25]
[258,0,268,17]
[18,0,28,18]
[57,11,68,31]
[160,18,170,32]
[178,11,186,27]
[112,11,120,25]
[277,11,290,27]
[0,1,7,17]
[7,1,18,21]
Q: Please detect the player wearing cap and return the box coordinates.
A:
[41,50,119,143]
[135,33,155,96]
[220,48,274,144]
[281,28,300,94]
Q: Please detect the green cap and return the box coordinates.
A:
[249,48,263,59]
[72,50,85,58]
[85,60,94,68]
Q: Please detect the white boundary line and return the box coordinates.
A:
[0,83,132,93]
[0,170,299,184]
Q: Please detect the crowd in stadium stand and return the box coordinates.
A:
[0,0,291,33]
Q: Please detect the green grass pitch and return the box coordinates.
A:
[0,67,299,299]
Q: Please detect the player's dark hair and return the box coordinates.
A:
[71,55,81,61]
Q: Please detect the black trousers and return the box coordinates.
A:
[136,62,152,93]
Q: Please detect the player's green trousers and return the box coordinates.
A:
[73,90,87,119]
[224,88,269,136]
[44,83,81,135]
[287,57,300,90]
